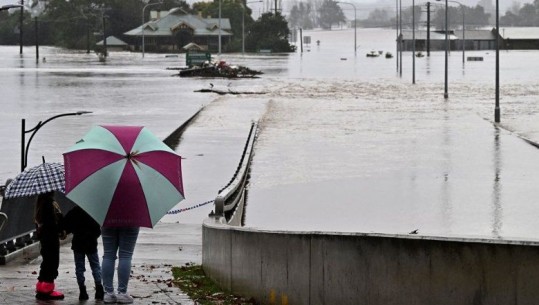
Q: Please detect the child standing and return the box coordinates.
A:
[34,191,65,300]
[63,205,104,300]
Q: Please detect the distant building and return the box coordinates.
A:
[96,36,130,52]
[123,8,232,53]
[399,27,539,51]
[400,30,458,51]
[501,27,539,50]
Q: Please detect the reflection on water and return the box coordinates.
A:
[1,28,539,240]
[440,109,452,236]
[491,127,503,238]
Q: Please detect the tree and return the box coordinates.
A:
[195,0,255,52]
[39,0,102,49]
[500,11,518,26]
[318,0,345,30]
[29,0,189,49]
[399,5,421,29]
[0,9,27,45]
[289,4,300,28]
[362,8,391,28]
[245,11,295,52]
[499,0,539,26]
[517,3,539,26]
[299,2,315,29]
[509,2,521,15]
[431,5,488,30]
[288,2,315,30]
[468,5,490,27]
[192,1,211,13]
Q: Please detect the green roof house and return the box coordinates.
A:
[124,8,232,53]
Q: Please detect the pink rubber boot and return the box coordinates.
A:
[36,281,64,300]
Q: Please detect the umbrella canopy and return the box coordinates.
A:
[3,162,65,199]
[63,125,184,228]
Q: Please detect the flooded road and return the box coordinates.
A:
[1,28,539,240]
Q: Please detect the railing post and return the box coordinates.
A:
[5,240,16,252]
[21,119,25,172]
[22,234,33,245]
[15,237,26,248]
[214,196,225,217]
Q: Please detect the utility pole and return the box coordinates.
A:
[399,0,402,77]
[300,28,303,53]
[218,0,221,54]
[87,19,90,54]
[34,17,38,62]
[412,0,415,84]
[427,2,431,56]
[396,0,399,71]
[495,0,500,122]
[444,0,449,99]
[102,13,107,57]
[19,0,24,54]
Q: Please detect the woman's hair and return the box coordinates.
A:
[34,192,60,224]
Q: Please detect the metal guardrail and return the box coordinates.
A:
[0,213,7,236]
[0,192,75,264]
[211,121,258,225]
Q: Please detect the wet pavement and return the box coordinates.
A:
[0,222,201,305]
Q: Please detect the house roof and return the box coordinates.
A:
[124,7,232,37]
[183,42,205,50]
[96,36,128,46]
[401,29,496,41]
[401,30,457,40]
[459,30,496,40]
[500,27,539,40]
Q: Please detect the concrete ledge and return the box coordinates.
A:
[203,220,539,305]
[0,236,72,265]
[0,242,40,265]
[203,219,539,247]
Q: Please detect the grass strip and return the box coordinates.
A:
[172,263,258,305]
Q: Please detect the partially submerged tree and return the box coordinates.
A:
[288,2,315,30]
[318,0,345,30]
[246,11,295,52]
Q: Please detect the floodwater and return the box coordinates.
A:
[1,28,539,240]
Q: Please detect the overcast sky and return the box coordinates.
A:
[0,0,535,19]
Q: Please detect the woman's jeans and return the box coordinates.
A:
[101,227,139,294]
[74,250,102,286]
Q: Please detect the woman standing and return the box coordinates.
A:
[34,191,65,300]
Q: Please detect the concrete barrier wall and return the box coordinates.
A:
[203,220,539,305]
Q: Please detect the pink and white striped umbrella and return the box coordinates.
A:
[63,125,184,228]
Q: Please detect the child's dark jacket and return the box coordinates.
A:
[63,206,101,254]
